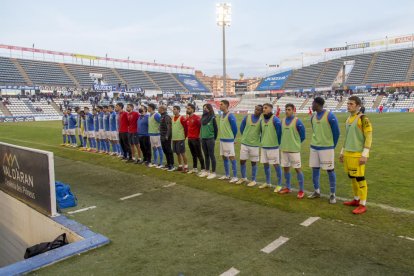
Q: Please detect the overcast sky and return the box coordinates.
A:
[1,0,414,78]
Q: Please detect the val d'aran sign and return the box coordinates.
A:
[0,142,57,216]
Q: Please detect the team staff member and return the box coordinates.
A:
[308,97,340,204]
[116,102,132,162]
[218,100,238,183]
[186,103,206,176]
[138,106,151,166]
[127,104,141,163]
[172,106,188,172]
[200,104,218,179]
[159,105,174,171]
[237,105,263,186]
[259,103,283,190]
[278,103,306,198]
[340,96,373,214]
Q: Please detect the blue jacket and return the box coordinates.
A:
[138,114,149,136]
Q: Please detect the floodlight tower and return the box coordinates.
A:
[216,3,231,97]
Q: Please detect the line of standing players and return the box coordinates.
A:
[61,96,372,214]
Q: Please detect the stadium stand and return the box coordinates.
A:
[0,57,30,85]
[234,97,271,111]
[116,69,159,90]
[17,59,75,86]
[283,62,326,89]
[365,48,414,84]
[145,71,186,91]
[0,57,206,93]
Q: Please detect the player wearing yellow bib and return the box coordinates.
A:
[278,103,306,199]
[259,103,283,191]
[339,96,373,215]
[237,105,263,186]
[218,100,238,183]
[308,97,340,204]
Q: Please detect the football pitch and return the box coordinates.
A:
[1,112,414,275]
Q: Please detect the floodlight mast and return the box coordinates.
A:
[216,3,231,97]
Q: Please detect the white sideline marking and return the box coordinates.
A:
[300,217,320,227]
[219,267,240,276]
[163,182,176,188]
[120,193,143,201]
[1,137,414,215]
[398,236,414,241]
[261,236,289,254]
[67,206,96,214]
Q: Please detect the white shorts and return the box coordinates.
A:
[281,152,302,168]
[110,131,119,141]
[97,129,105,139]
[85,131,95,138]
[150,135,161,148]
[219,141,235,157]
[67,129,76,135]
[260,148,280,165]
[240,144,260,162]
[62,129,68,135]
[309,148,335,170]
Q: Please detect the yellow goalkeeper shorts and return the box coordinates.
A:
[343,156,365,177]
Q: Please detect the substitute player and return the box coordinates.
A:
[84,107,97,152]
[108,104,121,157]
[172,106,188,172]
[67,108,77,147]
[237,105,263,186]
[308,97,340,204]
[339,96,373,214]
[259,103,283,190]
[218,100,238,183]
[148,103,164,168]
[278,103,306,198]
[61,110,69,146]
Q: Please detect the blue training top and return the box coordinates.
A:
[98,112,104,130]
[103,112,110,131]
[68,113,77,129]
[138,114,149,136]
[109,111,117,131]
[86,113,94,131]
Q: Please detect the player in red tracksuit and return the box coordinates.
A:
[127,104,141,163]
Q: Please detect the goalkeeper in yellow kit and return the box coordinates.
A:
[339,96,373,214]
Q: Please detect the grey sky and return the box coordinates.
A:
[1,0,414,78]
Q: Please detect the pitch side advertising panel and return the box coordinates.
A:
[256,70,292,91]
[0,142,57,216]
[174,74,209,93]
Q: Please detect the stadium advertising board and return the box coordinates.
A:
[0,85,39,90]
[256,70,292,91]
[0,142,57,216]
[175,74,209,93]
[93,84,115,91]
[235,81,248,92]
[0,116,35,123]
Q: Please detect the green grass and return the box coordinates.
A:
[0,112,414,275]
